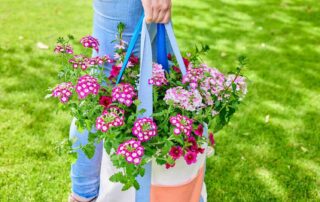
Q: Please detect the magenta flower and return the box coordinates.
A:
[117,139,144,165]
[129,54,139,65]
[194,124,204,137]
[99,96,112,108]
[132,118,157,142]
[112,83,137,106]
[52,82,73,103]
[69,55,90,70]
[109,65,121,80]
[184,151,197,165]
[169,114,193,136]
[75,75,100,99]
[169,146,183,160]
[80,35,99,52]
[54,44,73,54]
[96,106,124,133]
[148,63,168,86]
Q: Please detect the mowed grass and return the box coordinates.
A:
[0,0,319,201]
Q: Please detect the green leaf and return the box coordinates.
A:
[109,172,125,183]
[122,182,133,191]
[133,179,140,190]
[81,143,96,159]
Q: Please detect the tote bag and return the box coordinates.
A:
[97,16,208,202]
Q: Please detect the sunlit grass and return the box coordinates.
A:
[0,0,319,201]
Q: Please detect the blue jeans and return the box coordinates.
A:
[70,0,143,200]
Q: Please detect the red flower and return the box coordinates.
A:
[184,151,197,165]
[169,146,183,160]
[172,65,181,73]
[109,65,121,79]
[197,147,205,154]
[209,132,215,146]
[194,124,203,137]
[99,96,112,108]
[183,57,190,68]
[165,162,175,169]
[167,53,172,61]
[129,54,139,65]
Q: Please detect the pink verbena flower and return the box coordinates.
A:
[54,44,73,54]
[117,139,144,165]
[132,118,157,142]
[182,67,204,88]
[75,75,100,99]
[148,63,168,86]
[226,75,247,95]
[164,87,203,111]
[200,66,225,99]
[96,106,124,133]
[80,35,99,52]
[169,114,193,136]
[169,146,183,160]
[52,82,73,103]
[69,55,90,70]
[184,151,197,165]
[112,83,137,106]
[88,56,104,66]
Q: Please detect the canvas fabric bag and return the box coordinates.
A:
[97,17,208,202]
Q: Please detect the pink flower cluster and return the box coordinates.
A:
[69,55,112,70]
[169,114,193,136]
[148,63,168,86]
[164,87,203,111]
[132,118,157,142]
[112,83,137,106]
[52,82,73,103]
[75,75,100,99]
[200,66,225,104]
[226,75,247,95]
[117,139,144,165]
[182,67,204,88]
[54,44,73,54]
[80,35,99,52]
[69,55,89,70]
[96,106,125,133]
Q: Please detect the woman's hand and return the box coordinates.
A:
[141,0,172,24]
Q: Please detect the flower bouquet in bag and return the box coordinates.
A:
[47,21,247,191]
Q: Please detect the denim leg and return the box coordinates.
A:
[70,118,103,200]
[70,0,144,199]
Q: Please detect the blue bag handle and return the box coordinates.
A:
[116,14,145,85]
[156,24,169,71]
[116,17,173,84]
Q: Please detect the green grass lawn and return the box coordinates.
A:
[0,0,319,201]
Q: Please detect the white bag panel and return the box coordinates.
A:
[97,149,135,202]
